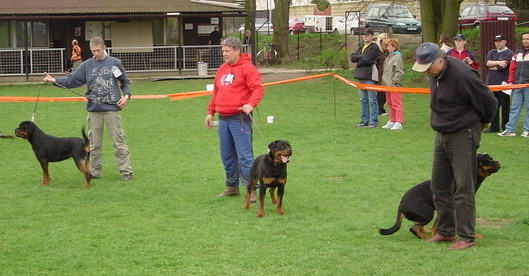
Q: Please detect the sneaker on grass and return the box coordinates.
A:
[498,131,516,137]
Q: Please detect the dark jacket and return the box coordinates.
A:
[485,47,513,85]
[429,57,498,134]
[350,42,379,81]
[508,47,529,84]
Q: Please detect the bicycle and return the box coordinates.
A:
[255,42,277,65]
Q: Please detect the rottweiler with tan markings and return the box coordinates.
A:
[15,121,92,188]
[379,153,500,239]
[244,140,292,218]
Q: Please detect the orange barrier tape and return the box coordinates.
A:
[333,74,529,93]
[4,73,529,103]
[0,94,169,103]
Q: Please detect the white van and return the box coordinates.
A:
[304,15,334,33]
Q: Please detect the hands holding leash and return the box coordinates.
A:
[204,104,253,129]
[43,72,56,83]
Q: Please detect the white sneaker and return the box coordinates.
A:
[498,131,516,137]
[382,121,395,129]
[521,131,529,138]
[390,122,403,130]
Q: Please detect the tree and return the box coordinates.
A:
[272,0,291,63]
[419,0,463,43]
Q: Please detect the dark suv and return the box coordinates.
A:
[459,3,517,28]
[363,4,421,34]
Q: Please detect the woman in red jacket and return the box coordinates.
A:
[447,34,479,70]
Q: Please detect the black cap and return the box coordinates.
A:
[494,34,506,41]
[412,42,442,72]
[361,28,374,35]
[454,34,466,40]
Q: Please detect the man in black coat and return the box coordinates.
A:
[350,29,380,128]
[412,42,498,250]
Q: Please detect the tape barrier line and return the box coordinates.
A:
[168,72,334,101]
[3,73,529,103]
[0,94,168,103]
[333,74,529,94]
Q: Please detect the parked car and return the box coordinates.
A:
[332,13,362,35]
[239,18,273,33]
[289,18,306,34]
[363,4,421,34]
[459,3,517,28]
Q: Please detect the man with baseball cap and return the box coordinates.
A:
[447,34,479,70]
[413,42,498,250]
[484,34,513,133]
[350,28,380,128]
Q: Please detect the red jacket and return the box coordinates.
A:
[207,53,264,116]
[447,47,479,70]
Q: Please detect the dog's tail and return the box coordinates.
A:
[81,127,90,156]
[379,211,404,235]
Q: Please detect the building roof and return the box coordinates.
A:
[0,0,244,15]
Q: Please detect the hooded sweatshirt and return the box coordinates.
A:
[207,53,264,116]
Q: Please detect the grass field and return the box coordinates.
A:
[1,71,529,275]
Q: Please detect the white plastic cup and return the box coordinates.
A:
[267,116,274,123]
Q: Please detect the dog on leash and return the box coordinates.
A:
[244,140,292,218]
[15,121,92,188]
[379,153,501,239]
[0,131,14,139]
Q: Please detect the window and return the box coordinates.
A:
[166,18,179,45]
[0,21,10,48]
[15,20,49,48]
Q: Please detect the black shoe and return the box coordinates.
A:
[483,128,498,133]
[355,123,368,128]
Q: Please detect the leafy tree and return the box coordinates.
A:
[311,0,330,12]
[419,0,463,43]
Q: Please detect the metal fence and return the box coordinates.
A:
[0,45,249,76]
[0,48,65,76]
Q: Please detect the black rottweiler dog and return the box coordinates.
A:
[379,153,500,239]
[15,121,92,188]
[244,140,292,218]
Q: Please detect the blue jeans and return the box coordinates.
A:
[357,80,379,125]
[218,115,254,188]
[505,87,529,133]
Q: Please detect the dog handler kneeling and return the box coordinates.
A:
[205,37,264,199]
[412,43,497,250]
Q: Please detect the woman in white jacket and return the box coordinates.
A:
[381,38,404,130]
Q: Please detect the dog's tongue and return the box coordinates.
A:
[281,155,289,163]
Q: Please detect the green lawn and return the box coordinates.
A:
[1,72,528,275]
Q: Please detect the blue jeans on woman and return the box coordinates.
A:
[505,87,529,133]
[357,80,379,126]
[218,114,254,188]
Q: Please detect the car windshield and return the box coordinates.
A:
[385,6,413,18]
[488,6,514,14]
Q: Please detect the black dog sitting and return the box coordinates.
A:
[15,121,92,188]
[379,153,500,239]
[244,140,292,218]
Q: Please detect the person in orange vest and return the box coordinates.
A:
[71,39,82,72]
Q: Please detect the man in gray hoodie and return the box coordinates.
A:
[43,37,133,181]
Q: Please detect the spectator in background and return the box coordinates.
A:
[484,34,513,133]
[498,32,529,138]
[381,38,404,130]
[244,29,252,45]
[375,32,390,116]
[209,26,224,68]
[439,33,452,53]
[447,34,479,70]
[350,29,380,128]
[70,39,82,72]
